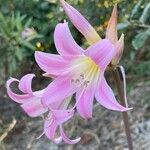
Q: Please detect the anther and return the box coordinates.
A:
[75,79,80,83]
[71,79,75,83]
[83,81,90,87]
[80,74,84,79]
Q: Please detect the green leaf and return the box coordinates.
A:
[25,18,32,27]
[117,22,130,30]
[132,31,149,50]
[131,0,143,18]
[139,2,150,23]
[19,39,35,50]
[15,48,23,61]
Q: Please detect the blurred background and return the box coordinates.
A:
[0,0,150,149]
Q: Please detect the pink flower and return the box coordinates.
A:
[60,0,124,65]
[6,74,80,144]
[6,74,47,117]
[35,22,131,120]
[6,1,131,145]
[44,109,80,144]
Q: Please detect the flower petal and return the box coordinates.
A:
[44,120,58,141]
[21,93,47,117]
[42,75,76,107]
[54,22,83,56]
[52,109,74,124]
[95,76,131,112]
[6,78,34,103]
[76,86,95,119]
[106,4,118,43]
[60,0,101,44]
[35,51,69,76]
[60,125,81,144]
[85,39,115,70]
[54,137,62,144]
[18,74,35,94]
[112,34,124,65]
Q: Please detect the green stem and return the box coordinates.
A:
[112,66,133,150]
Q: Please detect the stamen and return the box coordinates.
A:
[80,74,84,79]
[71,79,75,83]
[70,56,100,89]
[83,81,90,87]
[75,79,80,83]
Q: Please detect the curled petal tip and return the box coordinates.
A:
[60,126,81,144]
[120,107,133,112]
[18,74,35,94]
[54,137,62,144]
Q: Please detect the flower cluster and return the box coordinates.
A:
[6,0,131,144]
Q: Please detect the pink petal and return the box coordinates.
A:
[44,109,75,143]
[76,86,95,119]
[21,95,47,117]
[95,76,131,112]
[54,22,83,56]
[85,39,115,70]
[44,120,58,141]
[60,0,101,44]
[42,75,76,107]
[106,4,118,44]
[35,51,69,76]
[6,78,34,103]
[112,34,124,65]
[60,125,81,144]
[18,74,35,94]
[52,109,74,124]
[54,137,62,144]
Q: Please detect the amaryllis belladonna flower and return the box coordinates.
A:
[6,1,132,145]
[35,22,131,121]
[6,74,80,144]
[60,0,124,65]
[6,74,47,117]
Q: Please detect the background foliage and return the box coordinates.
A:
[0,0,150,84]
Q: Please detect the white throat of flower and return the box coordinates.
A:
[70,56,100,89]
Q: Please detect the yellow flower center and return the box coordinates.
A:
[70,56,100,88]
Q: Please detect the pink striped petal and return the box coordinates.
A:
[44,109,74,143]
[6,78,34,103]
[76,86,95,119]
[60,125,81,144]
[106,4,118,44]
[42,75,76,107]
[35,51,69,76]
[85,39,115,70]
[95,76,131,112]
[21,96,47,117]
[54,22,83,56]
[18,74,35,94]
[60,0,101,44]
[112,34,124,65]
[44,120,58,141]
[52,109,74,124]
